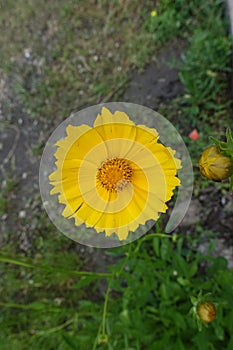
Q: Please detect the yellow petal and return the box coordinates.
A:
[94,107,135,127]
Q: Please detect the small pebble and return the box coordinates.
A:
[221,196,226,205]
[54,297,63,305]
[19,210,26,218]
[24,48,31,59]
[1,213,8,221]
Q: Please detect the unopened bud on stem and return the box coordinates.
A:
[197,301,216,323]
[199,146,233,181]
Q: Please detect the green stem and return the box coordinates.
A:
[0,255,113,278]
[102,278,112,335]
[230,175,233,192]
[0,301,62,312]
[124,332,129,348]
[134,233,172,253]
[93,277,113,349]
[93,244,133,348]
[33,317,75,335]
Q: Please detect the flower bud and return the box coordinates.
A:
[98,334,108,344]
[197,301,216,323]
[199,146,233,181]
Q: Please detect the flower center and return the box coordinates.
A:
[96,158,133,192]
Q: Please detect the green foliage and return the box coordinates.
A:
[178,1,232,119]
[157,0,232,191]
[179,28,232,108]
[155,0,232,138]
[1,234,233,349]
[104,236,233,349]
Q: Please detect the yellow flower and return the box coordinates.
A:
[197,301,216,323]
[206,70,217,78]
[151,10,157,17]
[199,146,233,181]
[49,107,181,241]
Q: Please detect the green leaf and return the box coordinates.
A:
[206,256,228,274]
[209,135,227,150]
[160,283,168,300]
[0,256,38,269]
[62,334,79,349]
[74,276,97,289]
[230,175,233,192]
[190,296,197,305]
[0,254,112,278]
[174,337,186,350]
[161,239,172,261]
[153,237,160,257]
[0,301,62,312]
[188,261,197,278]
[172,311,186,330]
[177,276,190,286]
[226,128,233,148]
[173,254,188,278]
[27,301,49,310]
[215,325,224,341]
